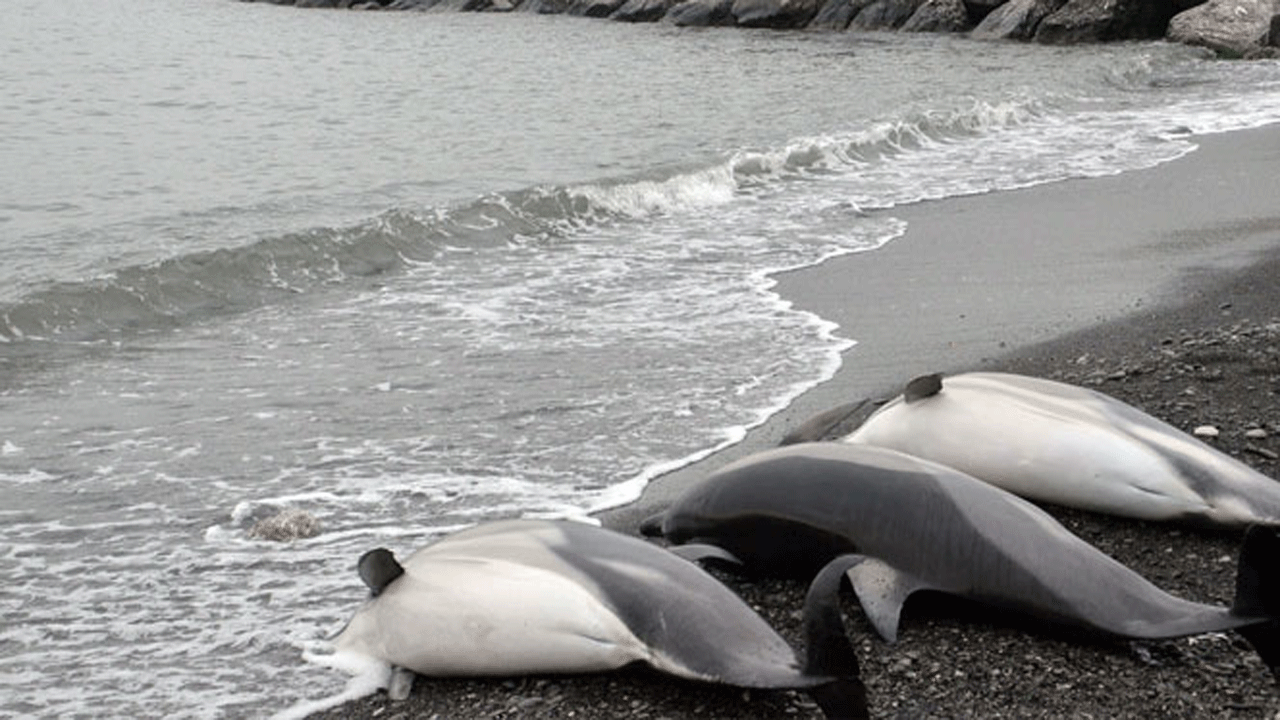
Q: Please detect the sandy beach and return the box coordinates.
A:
[305,124,1280,719]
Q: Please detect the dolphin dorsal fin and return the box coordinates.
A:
[844,557,929,643]
[357,548,404,597]
[903,373,943,403]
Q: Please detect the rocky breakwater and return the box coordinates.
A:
[243,0,1280,57]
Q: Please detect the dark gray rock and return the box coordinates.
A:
[809,0,879,28]
[1168,0,1279,57]
[1034,0,1178,44]
[611,0,679,21]
[517,0,570,11]
[731,0,823,27]
[971,0,1065,39]
[850,0,927,29]
[566,0,627,14]
[962,0,1007,23]
[901,0,972,31]
[665,0,737,22]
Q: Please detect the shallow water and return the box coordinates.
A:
[3,1,1280,717]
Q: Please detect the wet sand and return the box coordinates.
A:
[303,124,1280,719]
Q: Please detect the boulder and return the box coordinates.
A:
[566,0,628,14]
[518,0,570,11]
[962,0,1008,22]
[732,0,824,26]
[901,0,973,30]
[850,0,928,28]
[666,0,738,22]
[809,0,880,28]
[611,0,680,21]
[1167,0,1280,57]
[1034,0,1180,43]
[971,0,1066,38]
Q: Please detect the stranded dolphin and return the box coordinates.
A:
[640,443,1280,677]
[837,371,1280,527]
[328,519,868,719]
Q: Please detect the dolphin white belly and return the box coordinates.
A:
[842,372,1280,526]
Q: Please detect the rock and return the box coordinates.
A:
[517,0,570,12]
[850,0,928,29]
[1245,428,1269,439]
[665,0,737,24]
[1034,0,1181,44]
[971,0,1067,39]
[564,0,626,15]
[962,0,1008,22]
[1167,0,1280,57]
[901,0,973,30]
[1193,425,1220,438]
[248,508,322,542]
[731,0,824,27]
[611,0,679,20]
[809,0,880,28]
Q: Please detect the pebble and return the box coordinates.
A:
[1245,428,1269,439]
[1193,425,1220,438]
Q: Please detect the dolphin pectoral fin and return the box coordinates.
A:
[668,543,744,571]
[844,558,929,643]
[638,512,665,537]
[903,373,943,403]
[387,666,416,701]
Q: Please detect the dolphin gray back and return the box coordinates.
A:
[659,443,1248,639]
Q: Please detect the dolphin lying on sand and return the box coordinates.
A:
[821,371,1280,527]
[640,443,1280,678]
[330,519,869,719]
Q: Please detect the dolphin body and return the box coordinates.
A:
[332,519,868,719]
[835,371,1280,527]
[640,443,1280,676]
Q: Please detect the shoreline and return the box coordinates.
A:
[304,124,1280,718]
[601,123,1280,532]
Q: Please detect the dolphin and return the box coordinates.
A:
[834,371,1280,527]
[639,443,1280,677]
[330,519,868,719]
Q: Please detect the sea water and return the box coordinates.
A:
[2,1,1280,717]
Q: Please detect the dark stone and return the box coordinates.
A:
[962,0,1006,23]
[850,0,927,29]
[1035,0,1177,44]
[901,0,972,31]
[809,0,879,28]
[731,0,823,27]
[665,0,738,23]
[518,0,570,11]
[971,0,1064,39]
[611,0,679,21]
[566,0,627,15]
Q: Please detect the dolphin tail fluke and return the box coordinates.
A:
[802,554,870,720]
[1232,525,1280,680]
